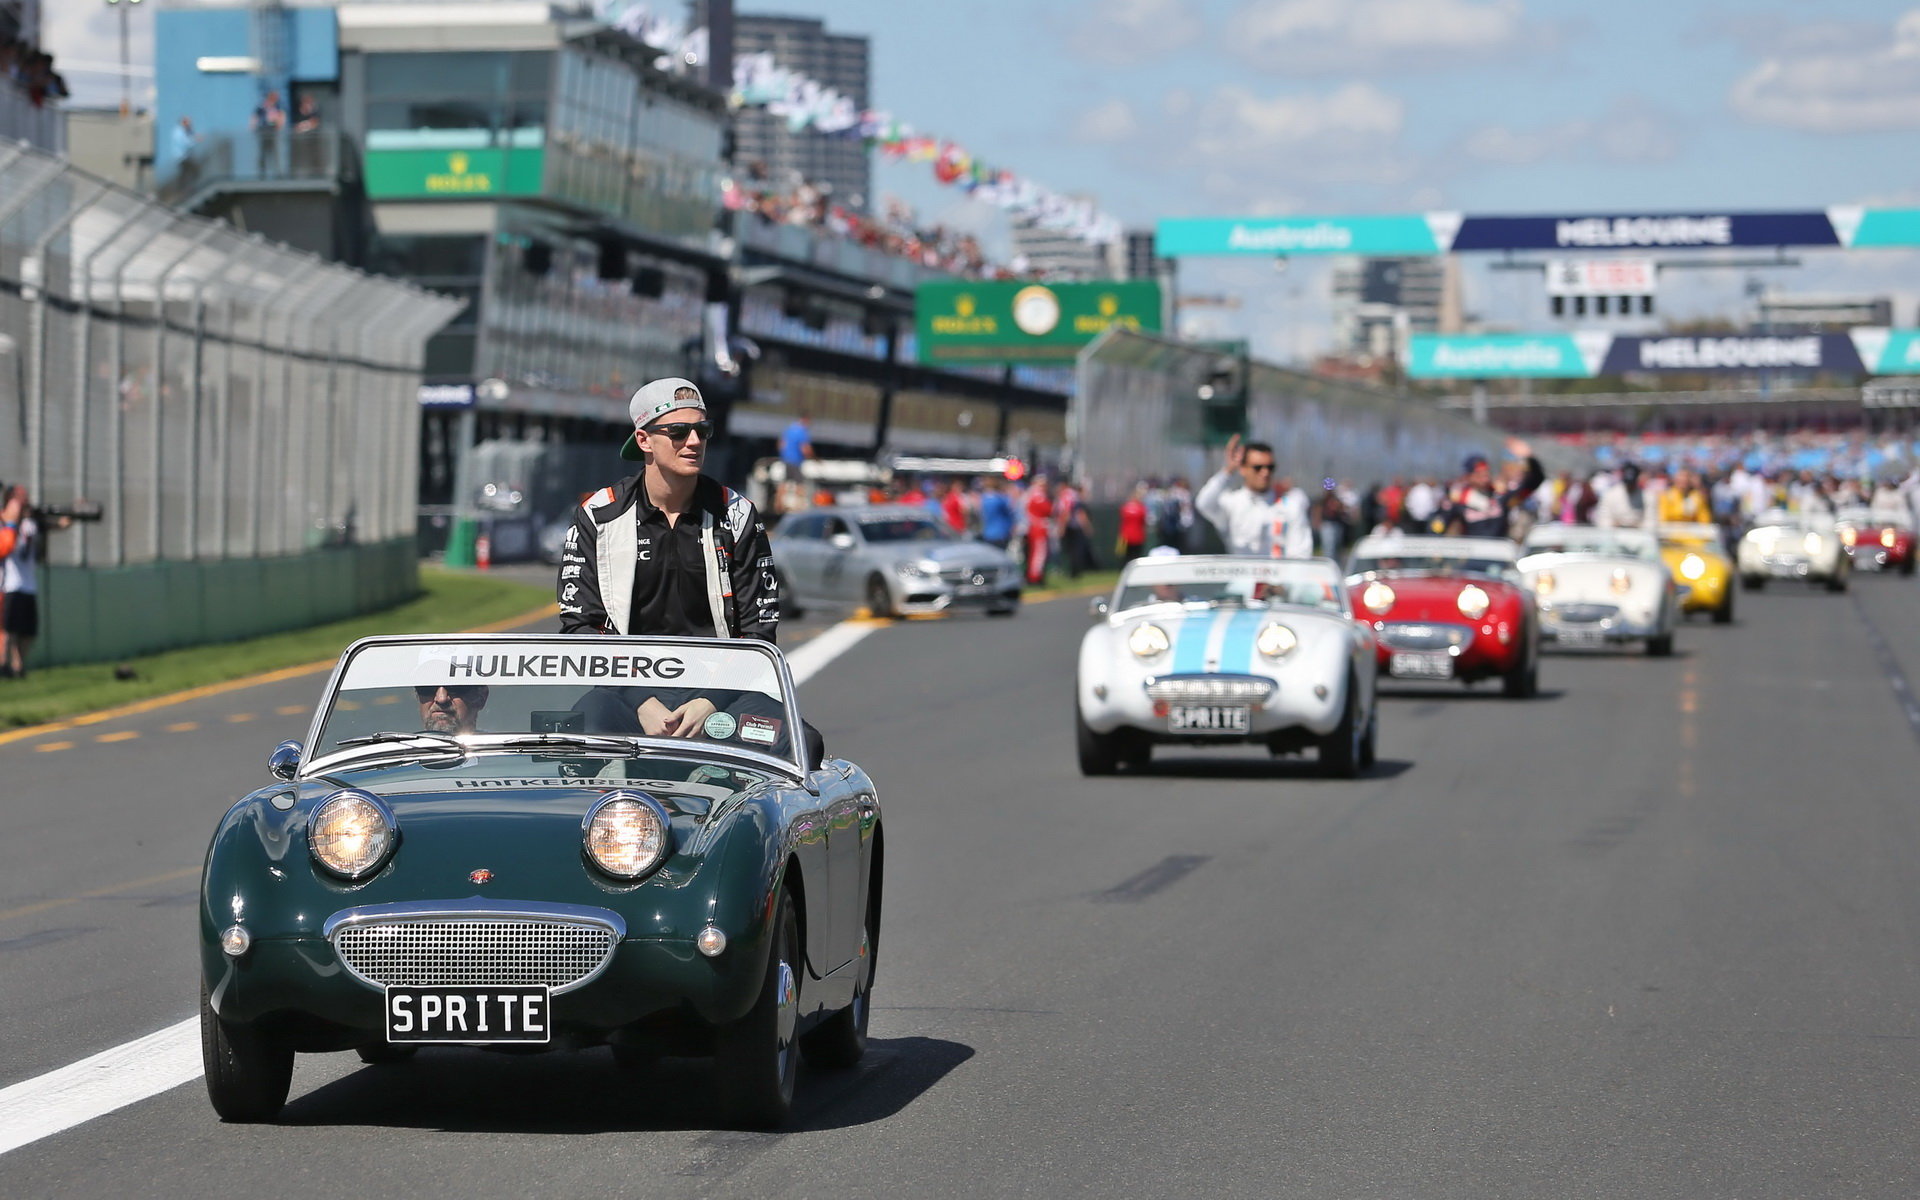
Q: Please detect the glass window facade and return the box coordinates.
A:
[364,52,550,147]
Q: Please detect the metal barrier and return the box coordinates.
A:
[0,139,464,664]
[1073,329,1505,504]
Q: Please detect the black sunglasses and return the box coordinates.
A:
[645,420,714,443]
[1244,462,1275,472]
[415,685,484,701]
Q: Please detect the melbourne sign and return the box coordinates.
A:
[1158,208,1920,257]
[1405,331,1920,379]
[363,148,546,200]
[914,281,1162,364]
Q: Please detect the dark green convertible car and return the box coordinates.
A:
[198,634,883,1129]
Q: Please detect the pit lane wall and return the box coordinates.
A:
[0,141,464,666]
[1073,329,1504,505]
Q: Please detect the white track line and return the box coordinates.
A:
[0,1018,200,1156]
[0,618,881,1156]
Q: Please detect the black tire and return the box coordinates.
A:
[1826,569,1849,593]
[1115,734,1152,771]
[610,1044,658,1071]
[1502,653,1538,698]
[1901,556,1915,578]
[1076,708,1120,776]
[1712,593,1734,625]
[865,574,896,620]
[1740,575,1766,591]
[1358,700,1378,768]
[200,979,293,1123]
[776,570,805,619]
[1319,675,1363,778]
[714,887,801,1129]
[355,1042,417,1065]
[1646,632,1674,657]
[801,904,875,1070]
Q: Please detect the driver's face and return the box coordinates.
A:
[416,685,488,734]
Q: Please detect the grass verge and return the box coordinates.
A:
[0,567,554,730]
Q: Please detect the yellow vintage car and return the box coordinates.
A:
[1657,522,1735,623]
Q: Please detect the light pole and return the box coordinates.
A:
[104,0,144,114]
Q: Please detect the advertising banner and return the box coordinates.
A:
[1154,215,1447,256]
[1407,331,1894,378]
[364,147,546,200]
[1406,334,1604,379]
[914,280,1162,364]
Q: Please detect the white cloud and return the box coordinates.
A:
[1186,82,1411,186]
[1061,0,1204,66]
[1073,98,1139,144]
[1462,98,1681,166]
[1729,8,1920,132]
[1225,0,1531,73]
[40,1,155,109]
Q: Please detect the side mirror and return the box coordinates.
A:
[828,532,855,550]
[1088,597,1109,618]
[267,740,303,781]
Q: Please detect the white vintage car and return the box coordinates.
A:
[1076,556,1379,777]
[1737,508,1849,591]
[1518,524,1682,656]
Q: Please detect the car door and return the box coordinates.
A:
[776,514,822,600]
[819,515,857,602]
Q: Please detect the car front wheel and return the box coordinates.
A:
[865,575,896,620]
[200,980,293,1123]
[1076,707,1120,776]
[1319,674,1363,778]
[714,886,801,1129]
[801,910,875,1070]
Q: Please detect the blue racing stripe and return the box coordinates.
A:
[1172,614,1213,673]
[1219,609,1263,672]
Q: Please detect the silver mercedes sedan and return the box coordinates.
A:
[770,505,1022,619]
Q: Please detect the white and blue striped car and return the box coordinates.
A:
[1076,556,1379,777]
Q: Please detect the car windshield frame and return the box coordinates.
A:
[301,634,807,779]
[1522,528,1662,562]
[857,516,953,544]
[1112,556,1350,615]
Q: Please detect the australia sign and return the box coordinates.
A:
[1406,330,1920,379]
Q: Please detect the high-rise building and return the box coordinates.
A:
[1329,256,1459,360]
[724,11,871,211]
[1011,201,1121,280]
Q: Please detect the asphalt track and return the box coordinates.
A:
[3,571,1920,1197]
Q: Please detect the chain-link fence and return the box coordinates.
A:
[1074,329,1505,505]
[0,139,462,570]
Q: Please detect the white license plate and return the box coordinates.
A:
[1168,705,1250,733]
[1556,626,1606,647]
[386,985,550,1044]
[1389,652,1454,680]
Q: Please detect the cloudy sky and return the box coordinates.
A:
[43,0,1920,361]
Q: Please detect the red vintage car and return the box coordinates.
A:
[1345,534,1540,697]
[1836,508,1916,576]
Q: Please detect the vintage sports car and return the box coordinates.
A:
[199,634,881,1129]
[1835,505,1916,576]
[1656,523,1735,624]
[769,504,1020,619]
[1518,524,1682,656]
[1076,556,1378,776]
[1737,509,1848,591]
[1345,534,1539,697]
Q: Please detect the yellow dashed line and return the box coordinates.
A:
[95,730,140,743]
[35,741,74,753]
[276,705,306,716]
[166,721,198,733]
[375,694,400,705]
[226,712,257,723]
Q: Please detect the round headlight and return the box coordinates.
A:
[1840,527,1858,547]
[1680,554,1706,580]
[1534,570,1556,596]
[1882,529,1897,549]
[1127,623,1170,658]
[1803,532,1823,554]
[1609,567,1633,594]
[584,792,671,880]
[1456,584,1491,620]
[1361,581,1396,615]
[310,790,394,879]
[1256,623,1298,658]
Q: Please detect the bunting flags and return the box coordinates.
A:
[593,2,1120,246]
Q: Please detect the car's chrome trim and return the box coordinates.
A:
[1144,673,1276,702]
[324,899,627,995]
[1378,622,1475,653]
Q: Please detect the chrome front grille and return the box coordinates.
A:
[1544,603,1617,624]
[1146,675,1275,701]
[1379,622,1473,653]
[330,914,619,994]
[938,565,996,585]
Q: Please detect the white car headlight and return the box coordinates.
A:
[1361,581,1396,615]
[584,792,672,880]
[1882,529,1898,549]
[1456,584,1490,620]
[310,790,395,879]
[1533,570,1556,596]
[1680,554,1706,580]
[1256,623,1298,659]
[1803,533,1823,554]
[895,560,937,579]
[1127,623,1170,658]
[1609,567,1632,595]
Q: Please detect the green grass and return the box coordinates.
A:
[1026,569,1120,600]
[0,567,554,730]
